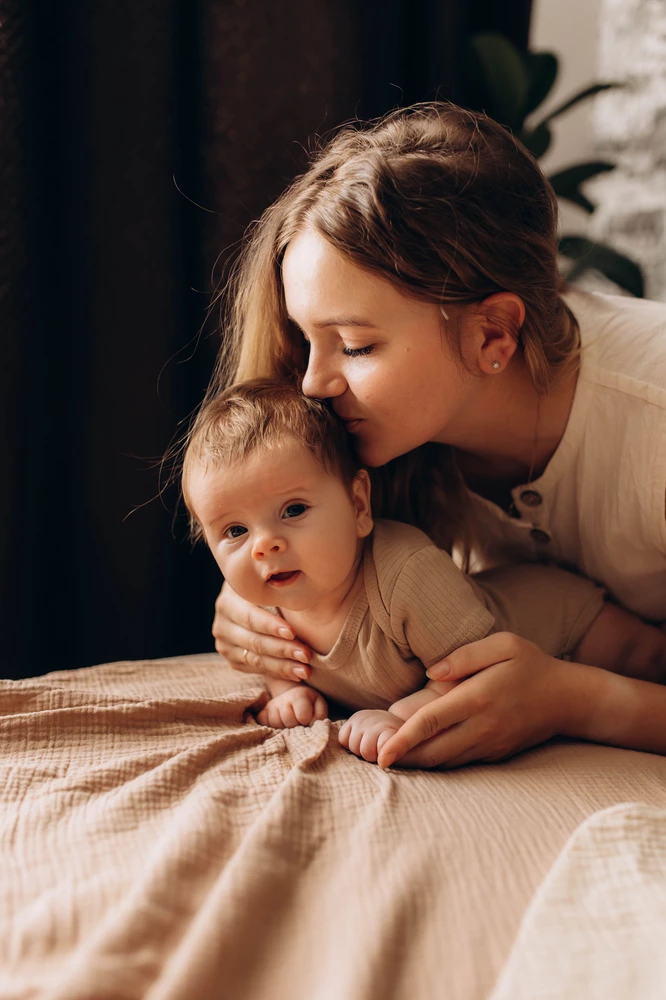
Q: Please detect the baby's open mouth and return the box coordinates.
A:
[267,570,301,587]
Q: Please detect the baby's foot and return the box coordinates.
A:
[338,709,404,763]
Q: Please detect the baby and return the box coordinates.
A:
[182,379,666,767]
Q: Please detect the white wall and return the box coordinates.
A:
[529,0,602,233]
[530,0,666,299]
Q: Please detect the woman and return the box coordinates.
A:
[209,102,666,768]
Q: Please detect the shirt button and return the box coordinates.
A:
[530,528,551,544]
[520,489,543,507]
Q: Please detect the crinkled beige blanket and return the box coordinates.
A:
[490,802,666,1000]
[3,654,666,1000]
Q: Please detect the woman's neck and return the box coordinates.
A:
[449,358,579,492]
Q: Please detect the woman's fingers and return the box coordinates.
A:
[377,688,471,769]
[212,583,312,681]
[223,620,311,674]
[425,631,523,682]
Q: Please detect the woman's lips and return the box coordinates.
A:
[267,570,301,588]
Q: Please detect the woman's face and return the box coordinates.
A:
[282,229,476,467]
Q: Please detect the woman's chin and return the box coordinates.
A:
[356,440,415,468]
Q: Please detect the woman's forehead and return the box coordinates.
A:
[282,232,414,325]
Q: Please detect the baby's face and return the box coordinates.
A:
[187,439,373,611]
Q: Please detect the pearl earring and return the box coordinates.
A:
[491,360,501,370]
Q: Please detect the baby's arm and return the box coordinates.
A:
[255,676,328,728]
[572,602,666,684]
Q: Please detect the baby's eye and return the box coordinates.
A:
[342,345,374,357]
[283,503,308,519]
[225,524,247,539]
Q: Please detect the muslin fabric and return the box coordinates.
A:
[490,802,666,1000]
[3,653,666,1000]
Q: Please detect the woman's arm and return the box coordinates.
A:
[572,602,666,683]
[376,633,666,770]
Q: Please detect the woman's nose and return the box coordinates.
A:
[251,533,287,561]
[301,350,347,399]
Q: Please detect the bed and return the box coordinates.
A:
[2,653,666,1000]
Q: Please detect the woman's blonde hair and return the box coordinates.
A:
[206,102,578,555]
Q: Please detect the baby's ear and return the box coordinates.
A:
[351,469,373,538]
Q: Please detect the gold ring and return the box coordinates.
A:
[242,648,249,662]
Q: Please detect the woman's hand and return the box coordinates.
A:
[377,632,571,770]
[212,581,313,683]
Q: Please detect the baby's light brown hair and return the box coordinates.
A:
[182,378,361,541]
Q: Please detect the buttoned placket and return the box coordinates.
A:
[510,486,552,546]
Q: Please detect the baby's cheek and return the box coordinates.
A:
[222,555,263,604]
[315,537,358,588]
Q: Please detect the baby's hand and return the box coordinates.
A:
[255,684,328,729]
[338,709,404,763]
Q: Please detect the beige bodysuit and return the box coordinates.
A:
[300,520,604,713]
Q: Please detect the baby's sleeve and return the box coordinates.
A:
[389,544,496,668]
[472,562,605,658]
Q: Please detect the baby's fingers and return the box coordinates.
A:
[277,702,300,728]
[376,728,395,755]
[292,693,316,726]
[377,691,469,768]
[256,701,285,728]
[338,719,352,748]
[312,694,329,722]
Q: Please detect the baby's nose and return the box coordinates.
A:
[251,535,286,560]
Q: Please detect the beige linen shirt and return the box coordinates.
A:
[302,520,604,713]
[467,287,666,622]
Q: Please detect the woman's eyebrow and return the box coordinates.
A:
[316,316,377,329]
[288,315,377,329]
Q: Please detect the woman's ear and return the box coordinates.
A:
[472,292,525,374]
[351,469,373,538]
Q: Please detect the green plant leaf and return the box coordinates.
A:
[518,123,552,159]
[549,162,616,213]
[524,52,558,116]
[470,33,529,129]
[559,236,644,297]
[535,82,621,128]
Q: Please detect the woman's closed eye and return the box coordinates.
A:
[282,502,309,519]
[342,344,374,357]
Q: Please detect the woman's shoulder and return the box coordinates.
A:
[563,287,666,403]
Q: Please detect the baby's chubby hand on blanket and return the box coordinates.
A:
[338,710,404,764]
[255,684,328,729]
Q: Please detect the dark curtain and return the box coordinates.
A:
[1,0,532,679]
